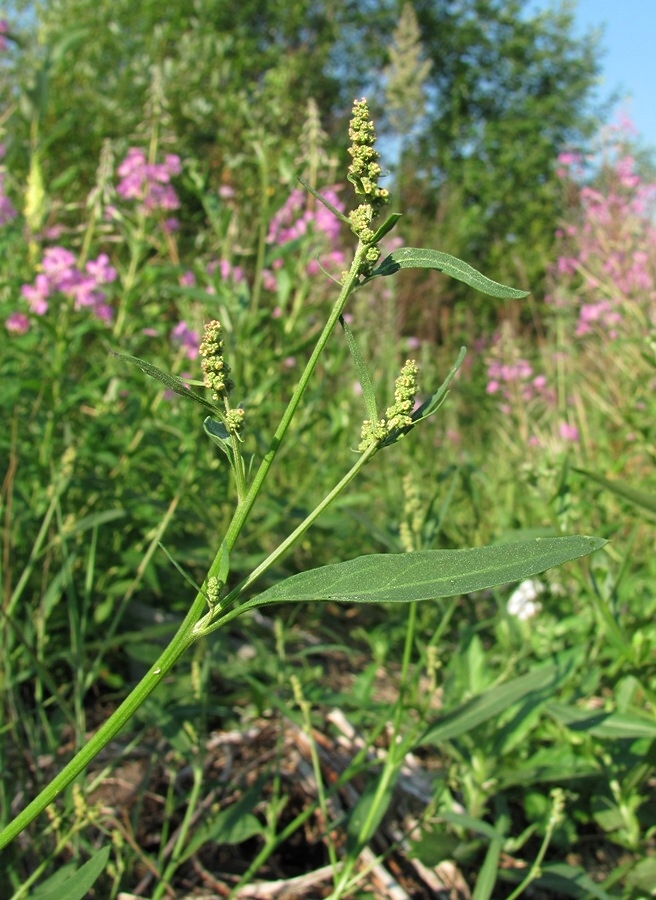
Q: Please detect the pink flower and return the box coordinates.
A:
[171,320,199,360]
[21,274,50,315]
[179,270,196,287]
[262,269,278,292]
[116,148,181,214]
[559,422,579,443]
[5,312,29,334]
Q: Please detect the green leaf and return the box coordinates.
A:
[340,315,379,423]
[346,773,397,852]
[419,661,572,747]
[112,350,217,413]
[203,416,235,462]
[573,467,656,515]
[530,862,612,899]
[30,846,110,900]
[180,781,266,861]
[403,346,466,425]
[369,212,403,244]
[367,247,530,299]
[298,176,350,224]
[244,537,605,609]
[472,831,502,900]
[546,702,656,739]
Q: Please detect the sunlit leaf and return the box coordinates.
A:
[244,537,605,608]
[367,247,530,298]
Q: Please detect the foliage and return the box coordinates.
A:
[0,14,654,900]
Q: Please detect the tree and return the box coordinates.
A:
[384,0,601,339]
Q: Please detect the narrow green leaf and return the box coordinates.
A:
[472,834,502,900]
[574,467,656,515]
[346,774,397,852]
[380,346,466,447]
[369,212,403,244]
[244,537,605,609]
[340,315,378,423]
[367,247,530,299]
[546,702,656,739]
[112,350,217,413]
[298,176,350,224]
[30,846,110,900]
[419,662,571,747]
[531,862,612,899]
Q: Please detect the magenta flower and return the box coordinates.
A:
[5,312,30,334]
[559,422,579,443]
[116,147,181,215]
[179,270,196,287]
[21,247,117,321]
[171,321,199,360]
[0,19,8,52]
[21,274,50,315]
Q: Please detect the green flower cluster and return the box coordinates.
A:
[346,98,390,278]
[359,359,419,451]
[199,320,235,401]
[199,321,245,437]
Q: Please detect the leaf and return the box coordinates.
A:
[298,177,350,224]
[380,346,467,447]
[546,702,656,739]
[367,247,530,299]
[530,862,612,899]
[346,773,397,852]
[244,537,605,609]
[472,831,503,900]
[419,661,572,747]
[340,315,379,423]
[180,778,266,861]
[203,416,235,463]
[111,350,217,413]
[30,846,110,900]
[573,467,656,515]
[370,212,403,244]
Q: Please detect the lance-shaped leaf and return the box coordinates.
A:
[574,468,656,515]
[367,247,530,299]
[340,315,379,424]
[370,212,403,244]
[112,351,218,414]
[241,536,605,611]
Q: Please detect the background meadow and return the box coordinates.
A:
[1,1,655,897]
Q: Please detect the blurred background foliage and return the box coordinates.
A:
[3,0,603,336]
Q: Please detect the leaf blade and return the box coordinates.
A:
[367,247,529,299]
[244,537,605,609]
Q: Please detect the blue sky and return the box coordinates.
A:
[532,0,656,152]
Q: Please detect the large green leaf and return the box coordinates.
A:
[367,247,530,299]
[244,537,605,609]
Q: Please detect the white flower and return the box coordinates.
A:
[507,579,544,621]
